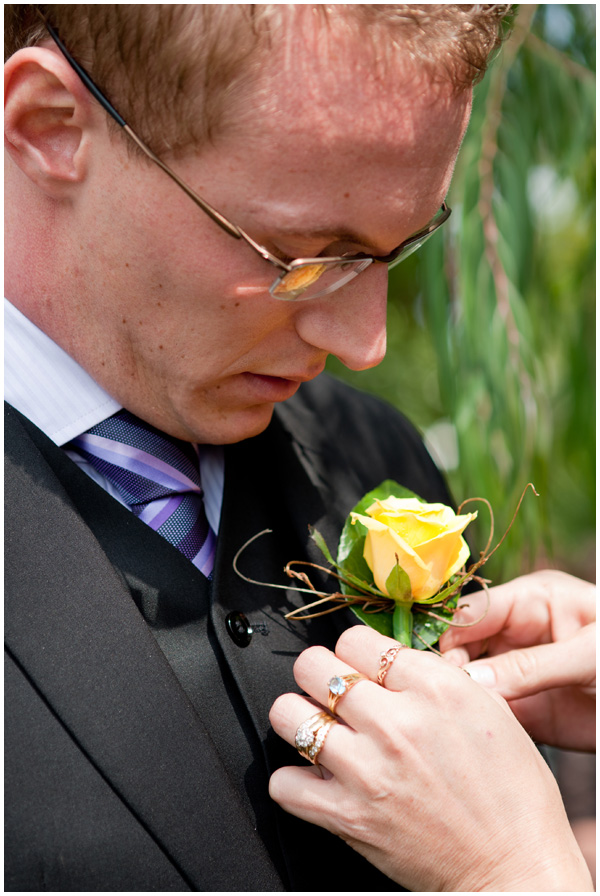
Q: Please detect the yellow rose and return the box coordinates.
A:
[351,497,477,601]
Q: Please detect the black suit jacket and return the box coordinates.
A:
[5,375,453,891]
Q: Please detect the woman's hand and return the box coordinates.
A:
[439,570,595,750]
[270,626,593,892]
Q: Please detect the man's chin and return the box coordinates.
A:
[185,403,277,445]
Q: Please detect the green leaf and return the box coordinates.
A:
[411,596,458,650]
[416,574,465,605]
[385,562,412,603]
[310,527,335,565]
[310,526,386,599]
[339,533,373,590]
[347,603,394,637]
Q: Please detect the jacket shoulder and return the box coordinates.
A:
[277,374,453,506]
[283,373,417,434]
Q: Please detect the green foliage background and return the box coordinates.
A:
[328,5,595,583]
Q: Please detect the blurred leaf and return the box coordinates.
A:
[328,5,595,582]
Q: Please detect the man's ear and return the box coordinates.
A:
[4,47,96,198]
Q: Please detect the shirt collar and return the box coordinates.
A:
[4,297,122,446]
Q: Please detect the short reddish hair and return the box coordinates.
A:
[5,5,512,157]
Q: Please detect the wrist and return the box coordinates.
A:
[486,855,593,892]
[463,832,594,892]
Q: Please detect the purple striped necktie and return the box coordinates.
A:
[68,409,216,578]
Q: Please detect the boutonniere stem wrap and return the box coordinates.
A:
[233,481,537,651]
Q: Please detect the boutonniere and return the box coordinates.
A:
[234,481,536,650]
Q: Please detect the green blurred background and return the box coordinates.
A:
[328,4,596,584]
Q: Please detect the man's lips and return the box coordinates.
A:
[241,367,324,402]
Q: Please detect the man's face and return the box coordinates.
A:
[68,45,472,444]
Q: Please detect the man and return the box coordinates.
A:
[5,5,508,891]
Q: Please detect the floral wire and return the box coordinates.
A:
[457,495,495,557]
[284,596,349,619]
[233,529,391,602]
[427,485,535,606]
[232,529,331,598]
[481,482,538,563]
[232,529,394,620]
[412,629,444,655]
[233,485,537,645]
[285,558,384,598]
[284,592,393,621]
[285,567,319,591]
[234,527,492,625]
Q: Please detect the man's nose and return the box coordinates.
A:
[293,265,388,371]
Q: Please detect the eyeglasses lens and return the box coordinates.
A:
[269,204,449,301]
[271,259,372,301]
[388,230,437,270]
[271,263,328,299]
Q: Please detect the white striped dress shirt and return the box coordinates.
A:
[4,298,224,532]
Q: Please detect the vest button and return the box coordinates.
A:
[225,611,253,647]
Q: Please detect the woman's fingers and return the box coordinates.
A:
[332,624,518,721]
[269,612,596,892]
[291,643,385,725]
[332,624,428,684]
[270,627,520,794]
[437,586,509,653]
[269,689,366,783]
[442,642,485,666]
[464,622,596,698]
[333,624,474,693]
[439,570,596,656]
[269,763,339,828]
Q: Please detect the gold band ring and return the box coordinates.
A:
[377,645,407,685]
[327,672,368,715]
[295,710,337,765]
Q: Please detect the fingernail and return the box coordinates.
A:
[464,664,496,687]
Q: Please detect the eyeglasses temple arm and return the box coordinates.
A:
[36,9,243,241]
[121,127,243,239]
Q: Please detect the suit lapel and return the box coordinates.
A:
[210,405,401,892]
[210,406,365,749]
[5,405,283,891]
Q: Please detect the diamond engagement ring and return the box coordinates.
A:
[377,645,407,685]
[327,672,368,715]
[295,710,337,765]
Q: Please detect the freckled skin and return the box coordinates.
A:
[5,34,471,445]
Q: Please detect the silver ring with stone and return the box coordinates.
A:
[327,672,368,715]
[295,710,337,765]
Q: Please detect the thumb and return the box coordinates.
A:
[464,626,596,700]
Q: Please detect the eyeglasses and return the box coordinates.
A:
[38,10,451,301]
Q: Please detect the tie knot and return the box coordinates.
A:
[98,409,199,475]
[70,409,202,505]
[67,409,215,577]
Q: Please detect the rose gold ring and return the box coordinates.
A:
[295,710,337,765]
[327,672,368,715]
[377,645,407,685]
